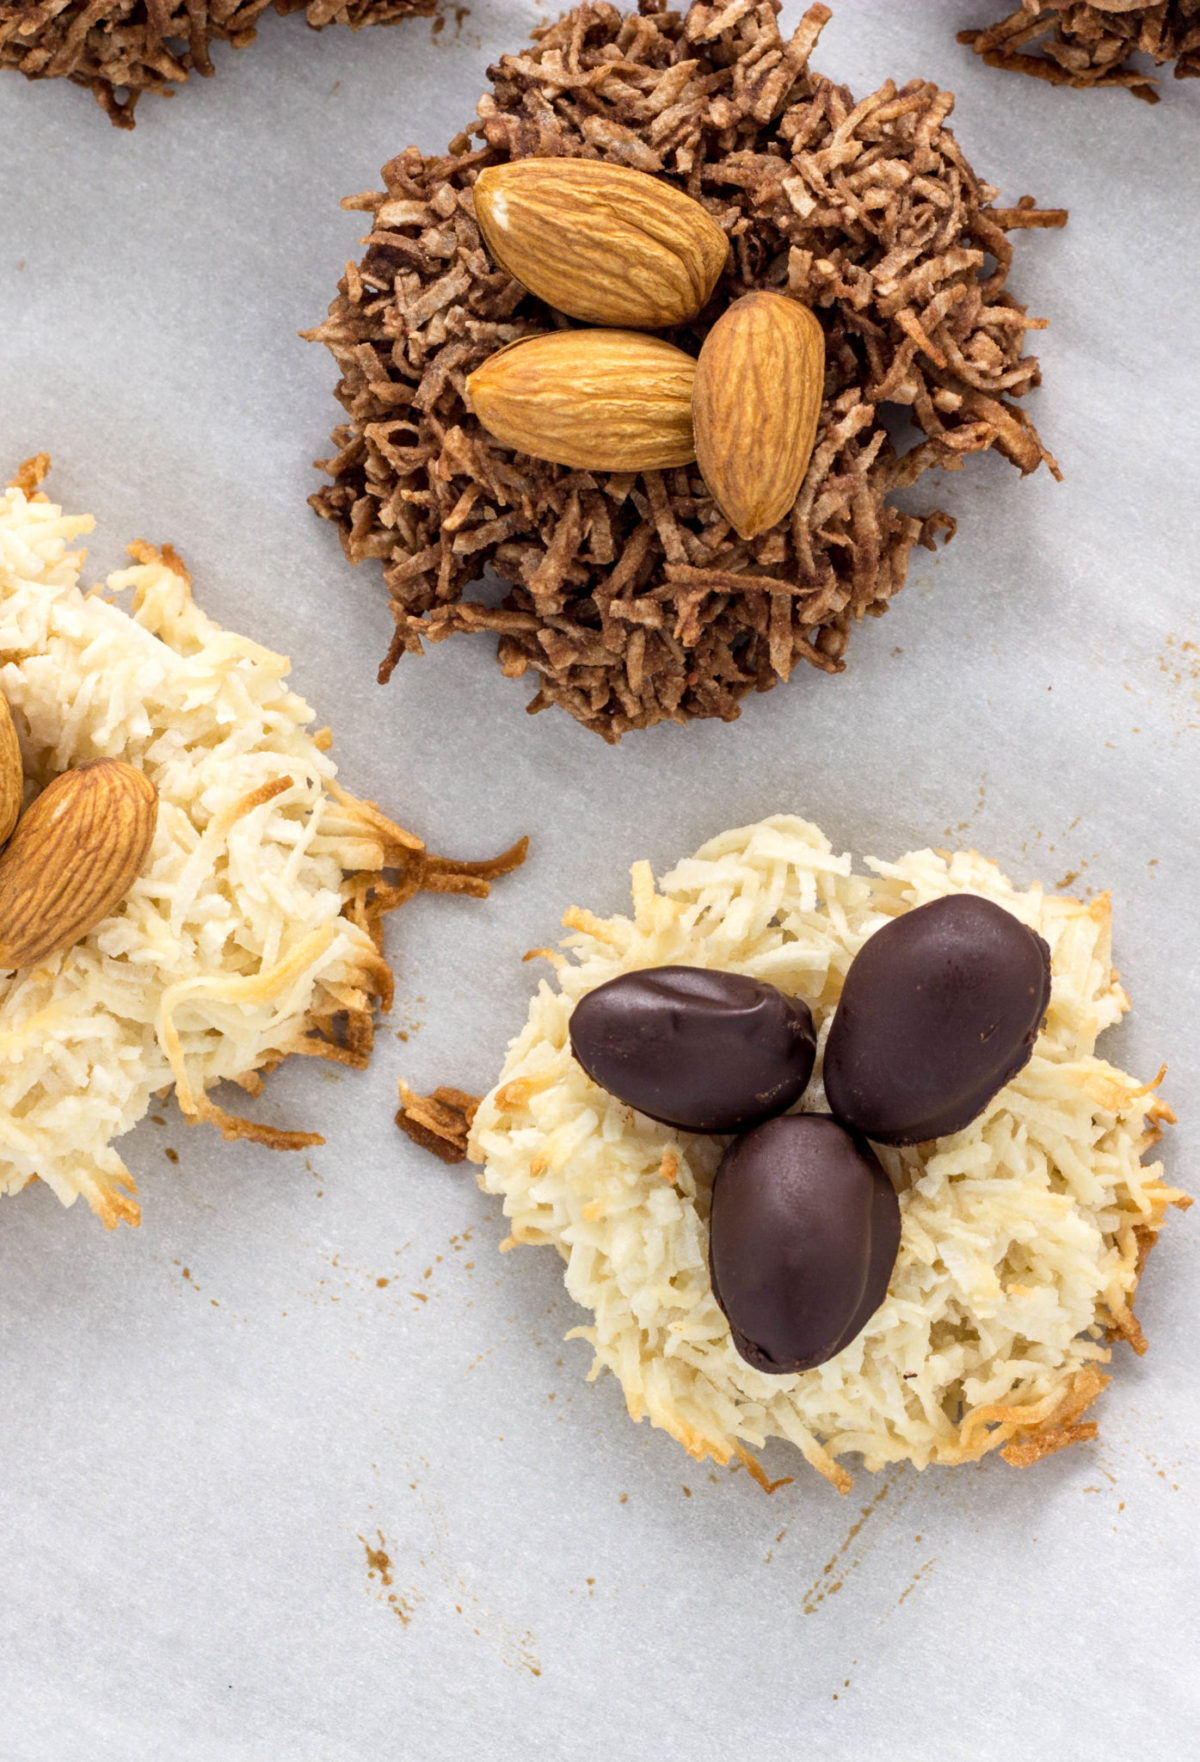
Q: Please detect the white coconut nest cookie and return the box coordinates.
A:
[470,815,1187,1492]
[0,461,521,1229]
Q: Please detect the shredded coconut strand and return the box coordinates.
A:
[470,815,1186,1490]
[961,2,1200,101]
[0,469,522,1228]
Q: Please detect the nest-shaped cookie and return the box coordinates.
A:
[307,0,1066,742]
[0,458,523,1228]
[0,1,432,128]
[961,1,1200,100]
[470,817,1187,1490]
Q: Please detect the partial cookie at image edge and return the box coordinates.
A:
[0,456,525,1227]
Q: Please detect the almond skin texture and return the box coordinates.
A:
[692,292,825,540]
[0,759,158,969]
[0,691,22,847]
[472,158,729,331]
[467,330,697,472]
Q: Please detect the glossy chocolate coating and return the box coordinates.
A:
[823,894,1052,1146]
[709,1115,900,1375]
[568,965,816,1133]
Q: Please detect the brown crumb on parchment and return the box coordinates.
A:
[396,1081,480,1163]
[961,2,1200,101]
[306,0,1066,742]
[0,1,434,129]
[7,454,52,494]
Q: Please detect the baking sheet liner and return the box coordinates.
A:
[0,4,1196,1756]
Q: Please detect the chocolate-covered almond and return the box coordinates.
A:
[824,894,1052,1145]
[709,1115,900,1374]
[568,965,816,1133]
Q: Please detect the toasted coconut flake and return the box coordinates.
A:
[396,1081,480,1164]
[961,2,1200,101]
[308,0,1065,740]
[470,817,1186,1489]
[7,455,52,495]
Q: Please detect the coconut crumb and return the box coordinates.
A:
[396,1081,480,1163]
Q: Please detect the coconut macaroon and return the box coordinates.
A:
[470,816,1186,1492]
[0,460,522,1229]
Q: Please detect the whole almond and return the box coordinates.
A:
[473,159,728,331]
[0,690,22,847]
[0,759,158,969]
[692,292,825,540]
[467,330,697,472]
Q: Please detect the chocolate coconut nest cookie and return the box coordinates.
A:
[962,2,1200,100]
[0,1,432,128]
[307,0,1067,742]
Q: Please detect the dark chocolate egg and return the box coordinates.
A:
[823,893,1052,1146]
[709,1114,900,1375]
[568,965,816,1133]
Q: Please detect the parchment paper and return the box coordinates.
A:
[0,4,1197,1758]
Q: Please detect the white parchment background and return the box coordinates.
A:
[0,3,1197,1758]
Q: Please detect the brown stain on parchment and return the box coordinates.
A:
[802,1478,899,1614]
[1157,635,1200,731]
[360,1530,418,1627]
[831,1659,858,1702]
[895,1557,938,1608]
[868,1534,942,1634]
[1121,632,1200,739]
[431,4,477,47]
[394,995,426,1042]
[305,1245,438,1311]
[357,1494,541,1676]
[943,772,987,838]
[361,1531,393,1586]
